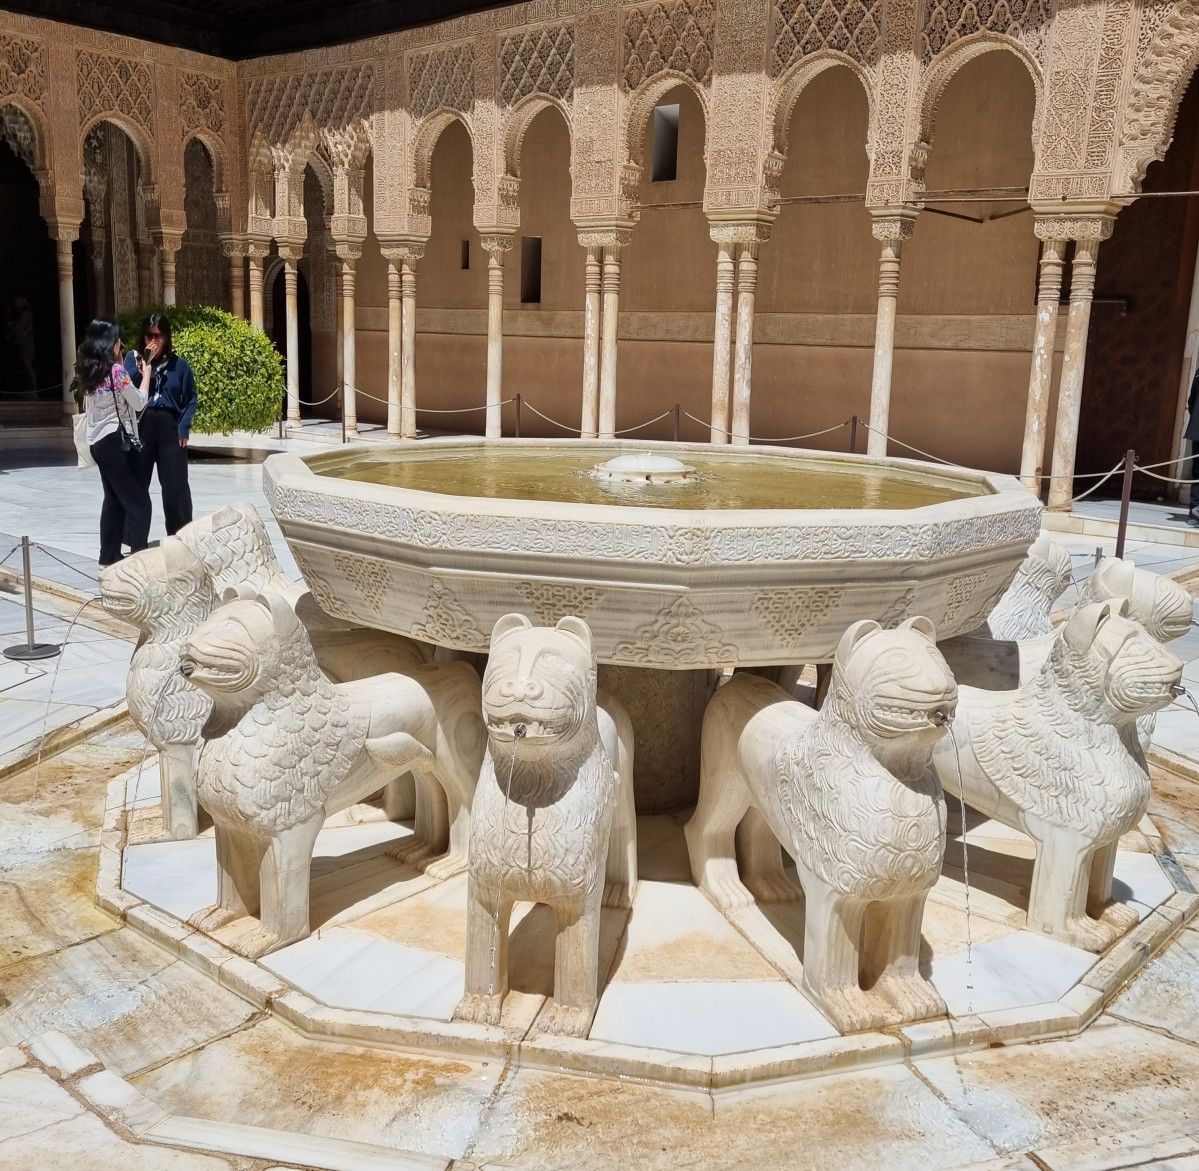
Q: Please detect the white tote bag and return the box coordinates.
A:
[73,410,95,469]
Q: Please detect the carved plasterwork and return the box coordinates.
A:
[0,102,36,171]
[866,0,920,204]
[920,0,1053,67]
[622,0,716,90]
[514,581,605,624]
[180,72,225,138]
[412,577,484,647]
[614,595,738,665]
[499,23,575,106]
[0,34,46,109]
[752,587,845,651]
[76,49,155,139]
[408,41,475,120]
[772,0,885,75]
[247,64,376,149]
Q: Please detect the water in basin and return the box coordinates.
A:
[310,446,987,511]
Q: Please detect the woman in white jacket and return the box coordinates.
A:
[77,319,155,567]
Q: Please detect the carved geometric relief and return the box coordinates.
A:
[411,577,483,647]
[333,551,391,616]
[292,550,356,621]
[920,0,1054,66]
[772,0,885,76]
[76,51,154,136]
[1083,0,1130,171]
[941,571,985,625]
[408,42,475,120]
[613,595,736,665]
[180,73,225,137]
[247,64,375,147]
[622,0,716,91]
[514,581,603,625]
[0,35,46,108]
[1038,0,1104,173]
[0,104,36,170]
[752,587,844,651]
[499,24,575,106]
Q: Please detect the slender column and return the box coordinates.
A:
[866,211,917,458]
[89,239,108,319]
[136,239,154,305]
[580,243,602,439]
[53,232,78,414]
[339,252,360,438]
[385,257,402,438]
[222,239,246,318]
[332,260,344,412]
[159,240,181,306]
[280,248,302,426]
[1020,233,1065,492]
[599,242,624,439]
[247,243,268,331]
[710,239,736,444]
[400,247,423,440]
[480,236,512,439]
[1048,232,1108,510]
[731,242,760,446]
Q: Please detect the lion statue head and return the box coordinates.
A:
[1052,600,1184,722]
[100,537,216,642]
[482,614,597,750]
[986,534,1073,640]
[178,503,301,605]
[1078,557,1193,645]
[827,616,958,751]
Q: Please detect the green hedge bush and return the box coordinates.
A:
[113,304,284,435]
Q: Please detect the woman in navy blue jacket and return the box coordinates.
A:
[124,313,197,535]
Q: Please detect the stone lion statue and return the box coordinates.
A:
[179,592,485,958]
[100,538,216,840]
[686,617,957,1034]
[983,533,1074,640]
[454,614,636,1038]
[932,601,1183,952]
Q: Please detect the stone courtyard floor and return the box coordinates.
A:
[3,441,1199,1169]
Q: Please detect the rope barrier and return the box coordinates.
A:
[0,543,20,569]
[612,409,675,435]
[33,542,99,583]
[681,411,853,445]
[414,398,516,414]
[859,423,958,466]
[1132,463,1199,485]
[1067,458,1127,502]
[522,401,584,434]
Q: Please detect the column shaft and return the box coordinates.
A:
[386,262,402,438]
[90,242,108,318]
[248,252,265,330]
[710,242,736,444]
[342,261,358,438]
[485,248,505,439]
[333,263,344,411]
[730,242,758,446]
[1048,239,1101,510]
[401,260,418,440]
[598,245,621,440]
[284,261,301,425]
[868,240,903,458]
[581,245,602,439]
[229,253,245,318]
[161,249,178,306]
[56,239,76,414]
[1020,237,1065,492]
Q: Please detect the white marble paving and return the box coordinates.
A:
[3,659,129,708]
[262,927,465,1020]
[923,930,1095,1017]
[123,835,218,920]
[1111,850,1175,920]
[589,979,837,1055]
[0,696,95,758]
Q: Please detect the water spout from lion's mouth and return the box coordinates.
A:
[514,723,527,739]
[933,708,954,728]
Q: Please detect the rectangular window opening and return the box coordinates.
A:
[461,239,471,270]
[521,236,542,304]
[652,103,680,183]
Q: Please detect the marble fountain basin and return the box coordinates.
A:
[264,439,1042,666]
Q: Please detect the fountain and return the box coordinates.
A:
[97,438,1197,1092]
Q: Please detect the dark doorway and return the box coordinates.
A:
[270,267,313,413]
[0,137,59,403]
[1075,78,1199,492]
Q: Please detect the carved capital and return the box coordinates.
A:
[276,243,305,263]
[478,233,516,253]
[708,220,772,246]
[220,235,248,259]
[334,242,363,262]
[1032,214,1117,242]
[379,239,427,264]
[575,227,634,250]
[870,207,920,242]
[246,238,272,261]
[47,219,81,245]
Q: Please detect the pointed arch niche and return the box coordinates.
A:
[177,137,229,308]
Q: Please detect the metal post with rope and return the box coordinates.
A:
[3,537,60,661]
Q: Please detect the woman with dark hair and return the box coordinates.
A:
[124,312,197,534]
[78,318,154,567]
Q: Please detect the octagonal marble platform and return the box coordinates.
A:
[99,759,1198,1091]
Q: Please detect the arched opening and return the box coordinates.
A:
[418,119,483,429]
[1077,76,1199,491]
[0,105,58,410]
[177,137,229,308]
[501,103,578,435]
[301,161,336,416]
[755,65,874,444]
[621,82,709,440]
[895,50,1038,471]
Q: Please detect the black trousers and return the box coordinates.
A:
[138,406,193,534]
[92,430,151,566]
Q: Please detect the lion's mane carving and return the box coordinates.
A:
[179,592,484,958]
[455,613,636,1038]
[985,533,1073,640]
[934,601,1183,952]
[686,617,957,1033]
[100,538,216,840]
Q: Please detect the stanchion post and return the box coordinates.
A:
[673,403,681,443]
[3,537,60,661]
[514,393,522,439]
[850,414,858,455]
[1115,449,1135,560]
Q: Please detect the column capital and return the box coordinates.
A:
[707,220,771,246]
[334,242,363,263]
[576,226,633,250]
[277,243,304,264]
[246,237,272,260]
[46,219,81,245]
[152,229,184,257]
[379,238,427,264]
[220,234,248,259]
[478,232,515,254]
[870,206,920,242]
[1031,203,1119,241]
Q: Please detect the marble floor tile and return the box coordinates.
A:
[4,658,129,708]
[922,930,1095,1017]
[123,836,218,920]
[1110,850,1174,919]
[1109,927,1199,1045]
[262,926,465,1020]
[0,696,95,758]
[589,979,836,1055]
[0,1067,86,1142]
